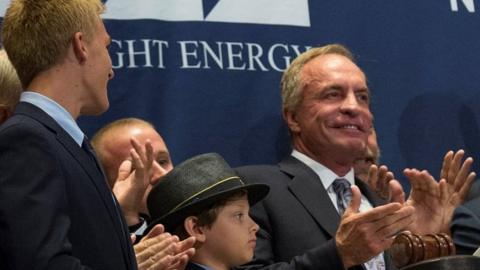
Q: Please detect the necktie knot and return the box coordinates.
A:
[82,136,104,175]
[332,178,352,215]
[82,136,93,153]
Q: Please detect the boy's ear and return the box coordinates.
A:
[72,32,88,63]
[184,216,207,243]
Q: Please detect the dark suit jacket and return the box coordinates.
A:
[235,156,393,270]
[185,262,211,270]
[451,195,480,255]
[0,102,137,270]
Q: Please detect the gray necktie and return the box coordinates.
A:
[332,178,385,270]
[332,178,352,215]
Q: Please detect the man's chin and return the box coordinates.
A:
[84,101,110,116]
[339,139,366,152]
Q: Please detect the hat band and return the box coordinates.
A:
[167,176,244,216]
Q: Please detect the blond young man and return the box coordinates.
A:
[147,153,269,270]
[0,49,21,124]
[0,1,144,269]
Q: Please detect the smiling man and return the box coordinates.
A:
[235,44,415,270]
[236,44,475,270]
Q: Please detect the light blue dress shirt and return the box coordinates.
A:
[20,91,84,146]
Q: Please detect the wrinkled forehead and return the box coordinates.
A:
[300,54,368,95]
[302,54,366,81]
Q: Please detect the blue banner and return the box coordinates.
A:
[2,0,479,187]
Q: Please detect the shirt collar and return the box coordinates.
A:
[291,149,355,189]
[20,91,85,146]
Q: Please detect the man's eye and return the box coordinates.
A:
[157,159,170,166]
[357,93,370,103]
[325,91,340,99]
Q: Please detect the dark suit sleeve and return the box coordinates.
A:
[0,124,92,270]
[451,201,480,255]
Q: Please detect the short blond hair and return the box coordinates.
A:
[281,44,354,112]
[0,49,21,111]
[1,0,105,88]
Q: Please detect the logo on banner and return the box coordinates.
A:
[450,0,475,12]
[101,0,311,27]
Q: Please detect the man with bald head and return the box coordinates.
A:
[354,128,380,183]
[92,118,195,270]
[92,117,173,226]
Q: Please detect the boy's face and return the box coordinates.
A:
[202,194,259,269]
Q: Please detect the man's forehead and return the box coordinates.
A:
[104,125,158,144]
[301,54,367,86]
[103,128,168,160]
[303,54,363,75]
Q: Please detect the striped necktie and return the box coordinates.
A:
[332,178,352,215]
[332,178,385,270]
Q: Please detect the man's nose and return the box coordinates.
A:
[339,92,361,115]
[108,69,114,80]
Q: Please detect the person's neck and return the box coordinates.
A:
[292,143,354,177]
[190,254,230,270]
[27,69,82,120]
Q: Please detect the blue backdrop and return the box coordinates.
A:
[1,0,479,188]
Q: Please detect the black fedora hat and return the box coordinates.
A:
[146,152,269,232]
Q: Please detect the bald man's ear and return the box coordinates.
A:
[284,108,301,133]
[72,32,88,63]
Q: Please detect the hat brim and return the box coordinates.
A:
[146,183,269,233]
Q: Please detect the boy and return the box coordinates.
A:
[146,152,269,270]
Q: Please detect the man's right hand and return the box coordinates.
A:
[335,185,414,269]
[113,138,154,226]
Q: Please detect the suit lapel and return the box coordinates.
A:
[279,155,391,270]
[15,102,133,268]
[280,156,340,238]
[56,132,126,234]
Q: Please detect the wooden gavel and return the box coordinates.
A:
[389,231,456,268]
